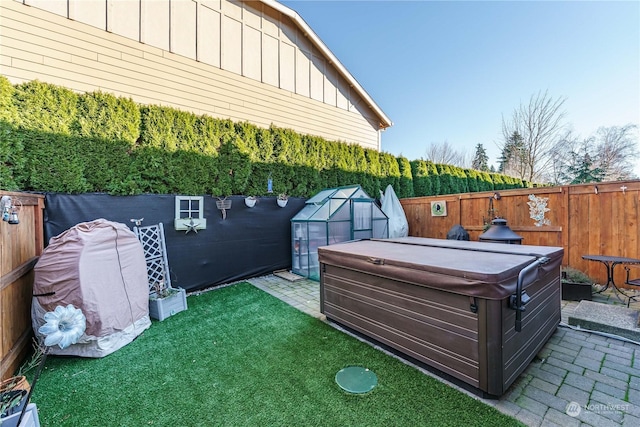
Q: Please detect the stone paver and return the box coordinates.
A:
[246,274,640,427]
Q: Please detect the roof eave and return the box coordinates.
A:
[261,0,393,129]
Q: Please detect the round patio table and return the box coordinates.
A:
[582,255,640,303]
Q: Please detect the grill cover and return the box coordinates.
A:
[32,219,151,357]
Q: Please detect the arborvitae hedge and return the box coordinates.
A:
[0,77,23,189]
[0,77,528,198]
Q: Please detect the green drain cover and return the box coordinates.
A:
[335,366,377,394]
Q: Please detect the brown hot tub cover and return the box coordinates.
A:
[318,237,562,300]
[32,219,151,357]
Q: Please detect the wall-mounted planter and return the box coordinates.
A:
[149,288,187,321]
[216,198,232,219]
[245,197,257,208]
[277,193,288,208]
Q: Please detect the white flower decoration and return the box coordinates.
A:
[38,304,86,349]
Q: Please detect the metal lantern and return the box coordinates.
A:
[1,195,11,221]
[8,210,19,224]
[479,218,523,244]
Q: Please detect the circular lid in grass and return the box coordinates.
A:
[335,366,377,394]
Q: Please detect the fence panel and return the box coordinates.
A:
[400,181,640,288]
[1,191,44,380]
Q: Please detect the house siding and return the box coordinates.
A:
[1,0,383,151]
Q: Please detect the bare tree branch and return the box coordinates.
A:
[423,140,469,167]
[500,90,566,182]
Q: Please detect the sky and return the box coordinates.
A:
[280,0,640,176]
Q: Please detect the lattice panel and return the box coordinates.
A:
[133,223,172,295]
[135,226,163,260]
[145,257,166,292]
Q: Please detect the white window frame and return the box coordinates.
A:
[174,196,207,231]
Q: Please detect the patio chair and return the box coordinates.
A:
[624,265,640,306]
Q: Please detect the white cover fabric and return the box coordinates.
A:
[32,219,151,357]
[380,185,409,238]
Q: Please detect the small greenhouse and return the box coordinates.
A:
[291,185,389,280]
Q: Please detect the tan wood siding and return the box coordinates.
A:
[197,4,221,67]
[69,0,106,30]
[141,0,170,51]
[107,0,140,41]
[171,0,197,59]
[1,0,381,150]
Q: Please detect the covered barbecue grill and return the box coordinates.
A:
[318,237,563,397]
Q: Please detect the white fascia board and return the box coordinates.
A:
[262,0,393,129]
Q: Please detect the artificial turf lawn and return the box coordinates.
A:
[31,282,523,426]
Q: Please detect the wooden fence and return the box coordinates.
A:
[1,191,44,380]
[400,180,640,288]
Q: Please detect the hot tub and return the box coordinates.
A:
[318,237,563,397]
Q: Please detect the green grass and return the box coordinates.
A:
[31,283,523,426]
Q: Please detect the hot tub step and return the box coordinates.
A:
[568,300,640,341]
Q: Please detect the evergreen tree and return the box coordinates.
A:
[471,143,489,171]
[560,150,606,184]
[498,131,526,177]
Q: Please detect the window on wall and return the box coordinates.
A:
[174,196,206,231]
[176,196,202,219]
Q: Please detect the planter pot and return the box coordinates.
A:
[277,199,288,208]
[149,288,188,321]
[561,282,592,301]
[0,377,29,394]
[215,199,232,210]
[216,198,232,219]
[0,403,40,427]
[244,197,257,208]
[1,389,28,426]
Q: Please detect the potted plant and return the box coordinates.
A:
[244,196,257,208]
[0,339,46,426]
[0,377,29,396]
[0,339,45,398]
[2,305,86,427]
[561,266,594,301]
[149,280,187,321]
[277,193,288,208]
[0,389,29,427]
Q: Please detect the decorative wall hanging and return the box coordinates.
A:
[0,196,21,224]
[174,196,207,231]
[1,195,11,221]
[215,197,232,219]
[527,194,551,227]
[430,201,447,217]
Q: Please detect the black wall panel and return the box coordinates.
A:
[44,194,305,291]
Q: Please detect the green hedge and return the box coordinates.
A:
[0,77,528,198]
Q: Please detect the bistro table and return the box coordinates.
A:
[582,255,640,303]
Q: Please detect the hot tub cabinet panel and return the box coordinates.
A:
[318,238,563,397]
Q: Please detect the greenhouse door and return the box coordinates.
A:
[352,200,373,240]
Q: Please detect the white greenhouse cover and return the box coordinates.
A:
[380,185,409,238]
